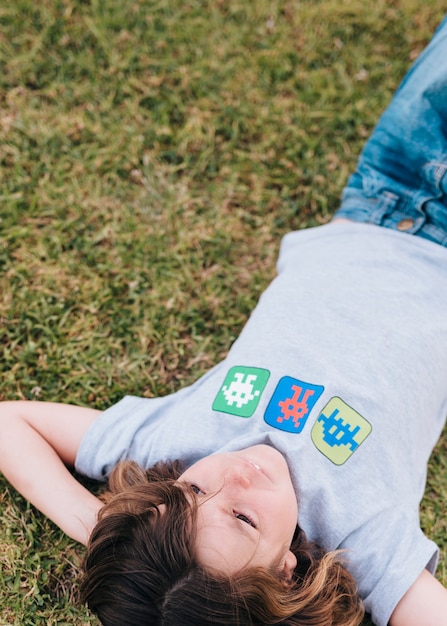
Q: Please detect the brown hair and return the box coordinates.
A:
[80,460,364,626]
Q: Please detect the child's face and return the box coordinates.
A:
[178,444,298,579]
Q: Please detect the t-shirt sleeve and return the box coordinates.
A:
[74,395,161,479]
[74,392,212,479]
[74,374,227,480]
[339,506,439,626]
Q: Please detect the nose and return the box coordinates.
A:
[223,466,251,490]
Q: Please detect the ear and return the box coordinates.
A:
[279,550,297,582]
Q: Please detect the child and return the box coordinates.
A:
[2,14,447,626]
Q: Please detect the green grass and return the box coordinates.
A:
[1,0,447,623]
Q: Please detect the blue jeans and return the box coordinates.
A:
[334,15,447,246]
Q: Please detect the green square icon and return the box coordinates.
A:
[311,397,372,465]
[213,366,270,418]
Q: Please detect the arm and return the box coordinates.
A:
[390,569,447,626]
[0,401,103,545]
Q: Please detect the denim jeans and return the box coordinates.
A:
[334,15,447,246]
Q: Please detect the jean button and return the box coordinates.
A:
[397,218,415,231]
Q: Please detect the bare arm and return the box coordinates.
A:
[390,569,447,626]
[0,401,103,545]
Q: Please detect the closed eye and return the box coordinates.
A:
[189,485,256,529]
[234,512,257,528]
[190,484,206,495]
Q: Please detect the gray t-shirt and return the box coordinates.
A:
[76,222,447,626]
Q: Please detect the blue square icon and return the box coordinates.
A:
[264,376,324,433]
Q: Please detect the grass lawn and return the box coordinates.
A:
[1,0,446,624]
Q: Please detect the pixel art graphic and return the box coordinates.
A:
[264,376,324,433]
[212,366,270,417]
[311,396,372,464]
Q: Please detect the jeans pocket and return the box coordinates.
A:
[421,161,447,199]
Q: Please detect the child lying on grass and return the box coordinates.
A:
[2,13,447,626]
